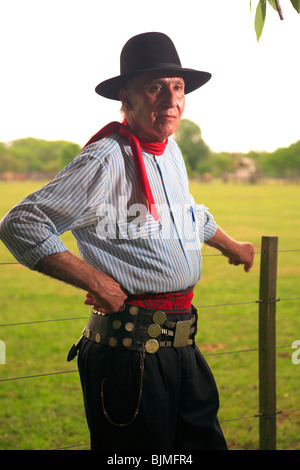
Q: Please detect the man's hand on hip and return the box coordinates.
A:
[85,274,128,314]
[36,251,127,313]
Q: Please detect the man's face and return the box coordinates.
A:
[120,72,185,142]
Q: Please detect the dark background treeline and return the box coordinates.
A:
[1,119,299,181]
[0,138,81,179]
[174,120,300,181]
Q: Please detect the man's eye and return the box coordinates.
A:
[150,85,162,93]
[174,84,184,92]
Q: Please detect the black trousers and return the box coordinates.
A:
[77,312,227,451]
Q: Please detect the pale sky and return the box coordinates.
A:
[1,0,299,153]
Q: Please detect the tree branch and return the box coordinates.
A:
[275,0,284,20]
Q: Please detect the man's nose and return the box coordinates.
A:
[163,87,177,107]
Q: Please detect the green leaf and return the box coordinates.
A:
[255,0,267,41]
[290,0,300,13]
[268,0,277,11]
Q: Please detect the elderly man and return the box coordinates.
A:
[0,32,254,451]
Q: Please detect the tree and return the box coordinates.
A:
[210,152,236,177]
[59,142,82,168]
[0,138,81,175]
[259,140,300,178]
[0,143,14,173]
[173,119,211,176]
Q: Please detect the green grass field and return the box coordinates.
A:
[0,179,299,450]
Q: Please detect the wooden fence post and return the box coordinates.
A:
[258,236,278,450]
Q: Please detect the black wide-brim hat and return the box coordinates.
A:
[95,32,211,101]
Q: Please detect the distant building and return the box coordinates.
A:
[223,157,259,183]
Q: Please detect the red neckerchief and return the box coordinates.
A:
[84,121,168,221]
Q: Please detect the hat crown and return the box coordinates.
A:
[120,32,182,75]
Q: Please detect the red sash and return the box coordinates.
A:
[127,287,194,314]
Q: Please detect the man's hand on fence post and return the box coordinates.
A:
[205,227,255,272]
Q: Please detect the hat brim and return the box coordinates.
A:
[95,67,211,100]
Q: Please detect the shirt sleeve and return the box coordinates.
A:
[0,152,106,270]
[199,205,218,241]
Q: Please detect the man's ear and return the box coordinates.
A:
[119,89,133,110]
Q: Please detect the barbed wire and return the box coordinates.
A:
[0,340,296,383]
[54,442,90,450]
[1,248,300,266]
[1,296,299,329]
[0,370,78,383]
[52,406,300,450]
[0,316,89,327]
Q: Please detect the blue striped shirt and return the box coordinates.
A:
[0,134,217,294]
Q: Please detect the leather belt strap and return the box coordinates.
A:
[83,303,196,354]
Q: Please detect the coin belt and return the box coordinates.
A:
[80,303,196,354]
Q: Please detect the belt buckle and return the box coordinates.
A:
[173,320,192,347]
